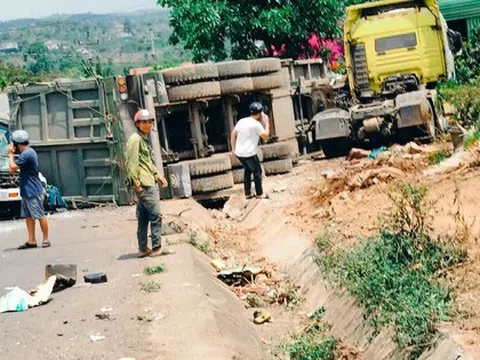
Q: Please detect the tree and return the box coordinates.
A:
[158,0,373,62]
[0,62,33,89]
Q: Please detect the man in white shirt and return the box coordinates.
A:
[230,102,270,199]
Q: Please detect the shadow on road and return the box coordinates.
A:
[117,253,138,261]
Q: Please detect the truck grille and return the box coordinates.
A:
[351,44,370,93]
[0,172,19,189]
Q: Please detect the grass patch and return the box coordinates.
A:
[315,183,467,359]
[143,264,165,275]
[464,130,480,149]
[187,232,212,255]
[280,307,337,360]
[428,150,451,165]
[140,280,162,293]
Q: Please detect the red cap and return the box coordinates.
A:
[133,109,153,122]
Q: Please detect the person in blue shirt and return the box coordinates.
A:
[8,130,50,249]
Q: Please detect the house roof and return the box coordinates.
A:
[439,0,480,21]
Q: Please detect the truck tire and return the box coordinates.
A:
[321,138,351,159]
[217,60,251,78]
[185,155,232,177]
[263,158,293,176]
[249,58,281,75]
[229,150,264,169]
[220,78,254,95]
[167,81,221,102]
[162,63,219,85]
[252,73,284,91]
[260,143,291,161]
[191,173,234,194]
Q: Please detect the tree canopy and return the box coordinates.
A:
[158,0,372,62]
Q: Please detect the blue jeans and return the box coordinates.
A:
[136,186,162,251]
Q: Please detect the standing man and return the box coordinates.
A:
[126,109,173,258]
[8,130,50,249]
[231,102,270,199]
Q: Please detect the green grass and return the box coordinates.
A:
[464,130,480,149]
[280,307,337,360]
[428,150,450,165]
[187,232,212,255]
[315,183,467,359]
[144,264,165,275]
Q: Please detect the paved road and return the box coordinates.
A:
[0,204,262,360]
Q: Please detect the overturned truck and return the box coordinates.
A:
[313,0,462,158]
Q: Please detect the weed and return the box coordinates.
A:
[140,280,161,293]
[464,130,480,149]
[428,150,450,165]
[315,183,467,359]
[280,306,336,360]
[187,232,212,255]
[144,264,165,275]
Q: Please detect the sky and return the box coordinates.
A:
[0,0,159,21]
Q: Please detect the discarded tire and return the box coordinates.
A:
[217,60,251,78]
[252,73,284,91]
[249,58,282,75]
[167,81,221,102]
[162,63,219,84]
[260,142,291,161]
[185,155,232,177]
[191,173,234,194]
[220,78,254,95]
[229,150,264,169]
[263,158,293,176]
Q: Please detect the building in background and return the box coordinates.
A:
[440,0,480,40]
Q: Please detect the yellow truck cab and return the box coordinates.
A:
[313,0,461,158]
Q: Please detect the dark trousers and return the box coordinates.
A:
[237,155,263,197]
[136,186,163,251]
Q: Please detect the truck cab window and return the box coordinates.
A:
[375,33,417,53]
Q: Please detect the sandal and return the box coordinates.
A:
[150,248,176,257]
[42,241,52,248]
[17,242,38,250]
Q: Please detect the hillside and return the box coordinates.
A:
[0,9,191,79]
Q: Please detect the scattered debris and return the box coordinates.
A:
[347,148,370,160]
[1,276,56,314]
[137,312,167,322]
[272,183,287,193]
[45,264,77,293]
[161,221,187,236]
[131,274,143,278]
[210,259,227,272]
[347,167,405,190]
[217,266,266,287]
[253,310,272,325]
[95,313,115,321]
[84,272,108,284]
[246,293,266,308]
[90,334,106,342]
[368,146,388,160]
[405,142,425,155]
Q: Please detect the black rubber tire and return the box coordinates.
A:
[217,60,251,78]
[263,158,293,176]
[252,73,284,91]
[260,143,291,161]
[185,155,232,177]
[321,138,351,159]
[167,81,221,102]
[220,78,254,95]
[249,58,282,75]
[162,63,219,85]
[229,150,264,169]
[191,173,234,194]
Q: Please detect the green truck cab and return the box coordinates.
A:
[313,0,462,157]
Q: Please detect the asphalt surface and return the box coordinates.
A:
[0,204,263,360]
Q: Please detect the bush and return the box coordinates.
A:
[438,80,480,128]
[316,183,467,359]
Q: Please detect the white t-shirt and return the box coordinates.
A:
[234,116,265,158]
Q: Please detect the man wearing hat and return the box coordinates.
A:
[231,102,270,199]
[126,109,172,258]
[8,129,50,249]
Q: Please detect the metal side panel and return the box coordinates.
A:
[313,109,351,141]
[35,142,116,203]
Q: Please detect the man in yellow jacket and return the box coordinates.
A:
[126,109,173,258]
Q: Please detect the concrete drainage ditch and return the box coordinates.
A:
[226,197,471,360]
